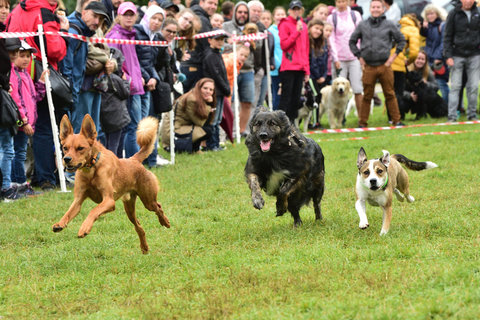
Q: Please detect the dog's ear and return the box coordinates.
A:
[381,150,390,167]
[59,114,73,143]
[357,147,367,170]
[274,110,291,128]
[80,114,97,144]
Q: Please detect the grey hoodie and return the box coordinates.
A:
[223,1,254,72]
[349,15,406,66]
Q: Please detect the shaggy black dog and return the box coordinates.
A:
[245,108,325,226]
[402,70,448,120]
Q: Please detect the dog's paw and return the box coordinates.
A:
[380,229,389,236]
[275,202,287,216]
[394,189,405,202]
[159,214,171,228]
[406,195,415,203]
[252,195,264,210]
[52,223,65,232]
[141,244,149,254]
[293,218,303,227]
[359,222,369,229]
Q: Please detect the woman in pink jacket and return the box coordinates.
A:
[278,0,310,122]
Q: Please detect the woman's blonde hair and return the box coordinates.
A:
[421,4,448,21]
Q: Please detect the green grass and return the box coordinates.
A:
[1,109,480,319]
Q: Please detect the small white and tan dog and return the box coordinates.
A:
[355,147,438,235]
[319,77,351,129]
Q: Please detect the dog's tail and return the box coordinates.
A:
[131,116,159,163]
[392,154,438,171]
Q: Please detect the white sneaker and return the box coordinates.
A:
[156,155,170,166]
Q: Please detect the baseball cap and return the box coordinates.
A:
[117,2,137,15]
[289,0,303,9]
[4,38,21,52]
[211,28,229,40]
[19,40,37,53]
[85,1,110,21]
[161,1,180,13]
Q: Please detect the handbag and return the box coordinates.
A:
[151,80,172,115]
[173,100,193,153]
[34,60,73,108]
[0,88,23,133]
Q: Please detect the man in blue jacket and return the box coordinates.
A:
[62,0,110,133]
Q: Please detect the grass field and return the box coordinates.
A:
[1,108,479,319]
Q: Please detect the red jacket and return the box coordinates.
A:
[278,16,310,75]
[6,0,67,70]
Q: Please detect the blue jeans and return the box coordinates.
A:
[124,94,143,158]
[448,55,480,120]
[435,77,449,104]
[12,131,29,184]
[0,127,14,189]
[180,65,203,93]
[72,91,102,134]
[271,75,281,110]
[146,92,159,167]
[206,96,224,149]
[32,101,67,186]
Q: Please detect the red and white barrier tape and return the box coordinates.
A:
[0,29,267,46]
[317,129,480,142]
[307,120,480,135]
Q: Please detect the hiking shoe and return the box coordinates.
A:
[40,181,56,192]
[156,155,170,166]
[1,187,24,202]
[17,183,41,196]
[467,116,478,121]
[394,122,405,127]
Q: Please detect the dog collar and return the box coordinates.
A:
[381,174,389,190]
[83,152,101,169]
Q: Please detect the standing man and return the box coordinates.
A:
[102,0,124,28]
[349,0,406,128]
[181,0,218,91]
[278,0,310,123]
[6,0,69,191]
[62,0,112,133]
[223,2,255,135]
[443,0,480,122]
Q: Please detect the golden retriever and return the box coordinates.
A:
[319,77,351,129]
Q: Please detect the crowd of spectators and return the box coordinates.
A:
[0,0,479,201]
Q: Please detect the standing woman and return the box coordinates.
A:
[174,8,201,63]
[106,2,145,158]
[134,6,165,120]
[161,78,216,153]
[268,6,286,110]
[420,4,449,103]
[278,0,310,123]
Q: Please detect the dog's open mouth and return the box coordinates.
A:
[260,139,272,152]
[65,163,82,172]
[370,186,379,191]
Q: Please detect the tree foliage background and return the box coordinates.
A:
[60,0,335,17]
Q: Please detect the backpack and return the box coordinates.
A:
[332,10,357,33]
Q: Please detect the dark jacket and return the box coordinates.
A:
[155,33,178,87]
[100,48,131,133]
[420,18,445,63]
[182,4,212,67]
[0,23,10,90]
[62,11,96,107]
[443,2,480,58]
[349,14,406,66]
[6,0,67,70]
[134,24,160,83]
[203,46,231,97]
[310,44,328,81]
[253,22,275,73]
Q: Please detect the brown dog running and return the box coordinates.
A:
[52,114,170,254]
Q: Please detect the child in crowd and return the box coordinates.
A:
[308,3,329,22]
[323,21,334,85]
[223,44,251,93]
[203,31,231,151]
[106,2,145,158]
[210,12,224,29]
[260,10,272,28]
[9,40,46,196]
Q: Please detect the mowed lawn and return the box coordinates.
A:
[1,108,479,319]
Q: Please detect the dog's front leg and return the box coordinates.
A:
[77,198,116,237]
[355,199,369,229]
[380,206,393,236]
[53,195,87,232]
[247,173,264,210]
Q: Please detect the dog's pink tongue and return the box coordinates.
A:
[260,140,271,152]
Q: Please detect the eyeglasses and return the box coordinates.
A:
[164,29,177,34]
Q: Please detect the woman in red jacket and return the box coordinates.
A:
[278,0,310,122]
